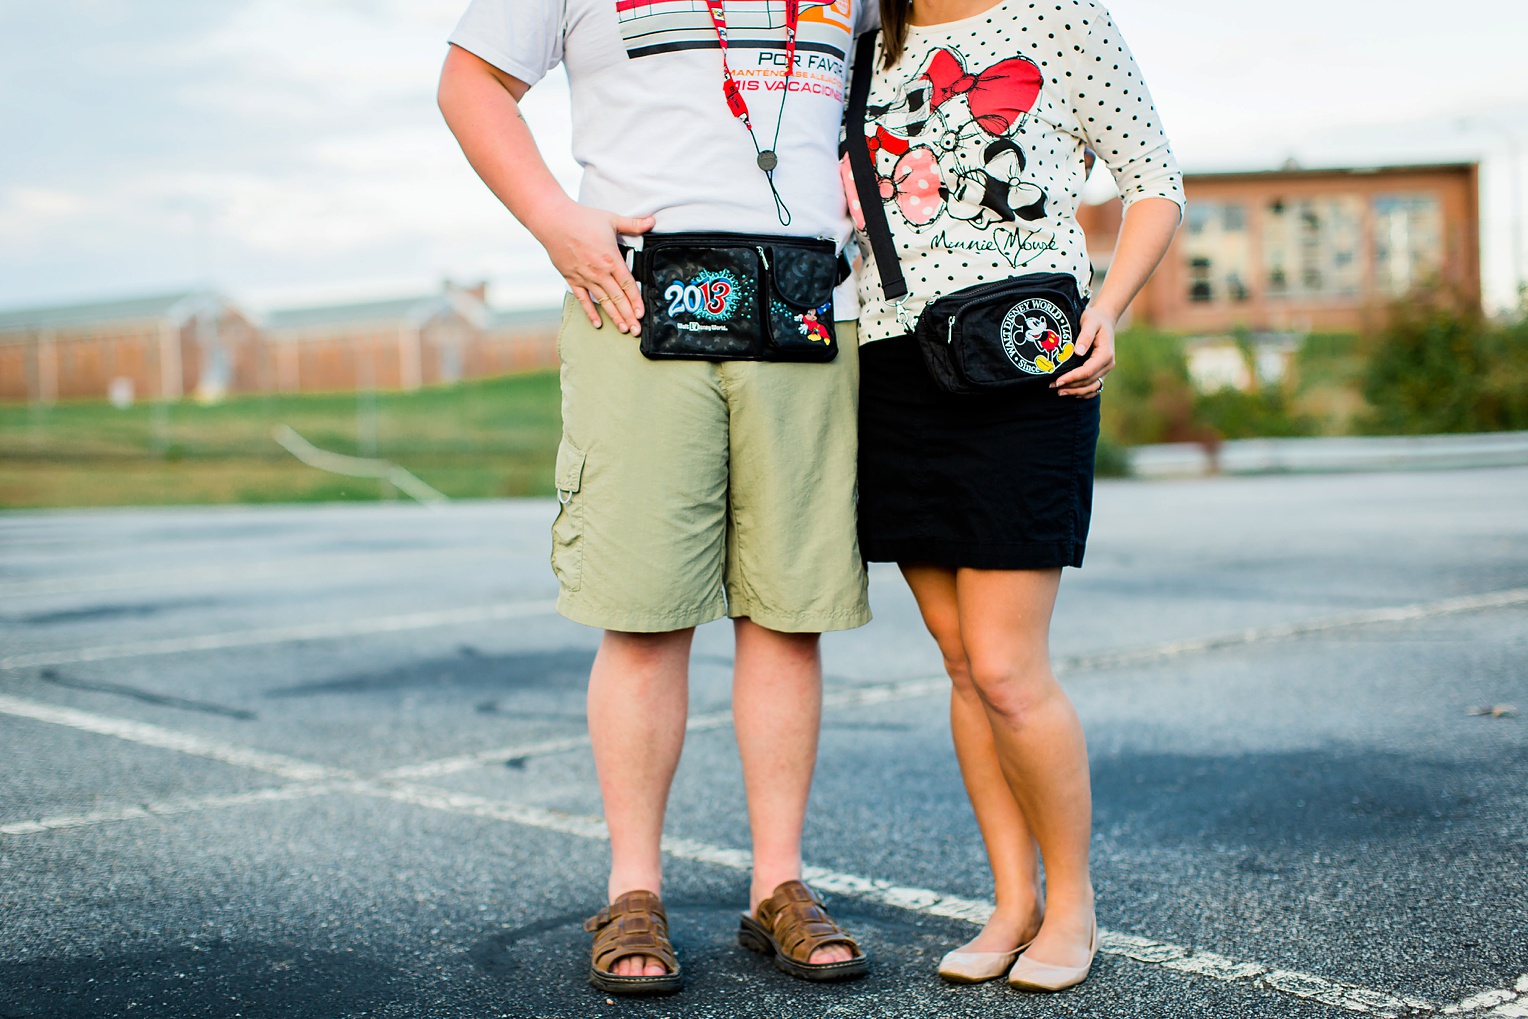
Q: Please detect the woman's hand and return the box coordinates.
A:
[531,200,655,335]
[1050,197,1182,399]
[1052,306,1115,399]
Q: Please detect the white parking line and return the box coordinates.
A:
[6,582,1522,681]
[1062,587,1528,673]
[0,693,342,782]
[2,692,1518,1016]
[379,709,738,781]
[0,599,558,671]
[0,550,493,600]
[373,579,1528,778]
[0,784,343,837]
[75,582,1517,786]
[382,684,950,781]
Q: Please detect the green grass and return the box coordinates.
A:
[0,372,564,509]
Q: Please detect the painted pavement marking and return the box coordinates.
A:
[0,548,498,601]
[3,692,1523,1016]
[0,784,344,837]
[378,708,738,781]
[376,586,1528,780]
[0,599,558,671]
[5,585,1524,677]
[1061,587,1528,673]
[0,693,342,782]
[385,677,962,780]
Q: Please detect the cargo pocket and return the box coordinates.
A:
[551,438,587,592]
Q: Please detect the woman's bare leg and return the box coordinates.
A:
[902,564,1045,953]
[954,567,1095,968]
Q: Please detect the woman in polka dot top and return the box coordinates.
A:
[850,0,1185,994]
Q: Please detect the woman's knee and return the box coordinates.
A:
[928,632,978,695]
[965,655,1057,727]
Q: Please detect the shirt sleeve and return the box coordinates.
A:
[447,0,565,88]
[1067,4,1184,210]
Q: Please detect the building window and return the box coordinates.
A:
[1183,201,1251,304]
[1373,193,1444,296]
[1263,196,1363,299]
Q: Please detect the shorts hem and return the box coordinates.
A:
[725,596,872,634]
[556,590,728,634]
[860,539,1084,570]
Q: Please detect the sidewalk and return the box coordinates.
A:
[1130,430,1528,478]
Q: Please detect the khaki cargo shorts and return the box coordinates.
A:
[551,298,871,634]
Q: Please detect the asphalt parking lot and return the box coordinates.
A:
[2,466,1526,1019]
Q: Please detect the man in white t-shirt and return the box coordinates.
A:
[439,0,876,996]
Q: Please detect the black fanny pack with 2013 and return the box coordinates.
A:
[845,29,1083,395]
[631,232,844,363]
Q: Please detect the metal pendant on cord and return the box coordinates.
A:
[706,0,799,226]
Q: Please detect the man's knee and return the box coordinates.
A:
[599,627,694,670]
[736,617,821,652]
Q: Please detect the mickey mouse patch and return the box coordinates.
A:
[999,298,1075,375]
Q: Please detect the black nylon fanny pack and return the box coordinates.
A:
[631,232,843,363]
[915,272,1085,395]
[846,29,1084,395]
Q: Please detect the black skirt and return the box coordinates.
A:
[858,335,1100,570]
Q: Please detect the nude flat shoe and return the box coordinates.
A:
[1006,918,1098,992]
[938,944,1028,984]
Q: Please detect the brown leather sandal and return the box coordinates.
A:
[738,880,869,982]
[584,890,683,996]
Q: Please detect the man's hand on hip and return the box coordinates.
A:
[437,46,656,337]
[534,201,655,335]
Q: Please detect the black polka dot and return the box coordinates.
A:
[854,0,1182,341]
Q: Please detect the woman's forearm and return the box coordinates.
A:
[1089,197,1183,322]
[437,45,574,243]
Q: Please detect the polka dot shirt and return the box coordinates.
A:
[850,0,1185,343]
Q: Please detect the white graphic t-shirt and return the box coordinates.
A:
[450,0,878,318]
[848,1,1184,342]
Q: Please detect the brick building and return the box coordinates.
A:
[0,285,561,403]
[0,291,260,404]
[1078,162,1482,334]
[262,284,558,393]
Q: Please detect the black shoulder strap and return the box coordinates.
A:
[845,29,907,301]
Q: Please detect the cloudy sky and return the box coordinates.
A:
[2,0,1525,312]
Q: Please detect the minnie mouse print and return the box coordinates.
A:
[846,46,1048,231]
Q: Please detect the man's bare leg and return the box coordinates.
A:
[587,627,693,977]
[731,617,853,965]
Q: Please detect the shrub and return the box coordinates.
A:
[1194,386,1317,440]
[1103,327,1209,446]
[1477,314,1528,430]
[1094,434,1131,477]
[1359,293,1528,434]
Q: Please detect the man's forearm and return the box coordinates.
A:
[437,45,573,242]
[438,44,652,333]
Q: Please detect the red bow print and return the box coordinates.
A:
[923,49,1042,136]
[866,126,910,157]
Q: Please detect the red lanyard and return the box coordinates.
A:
[706,0,800,224]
